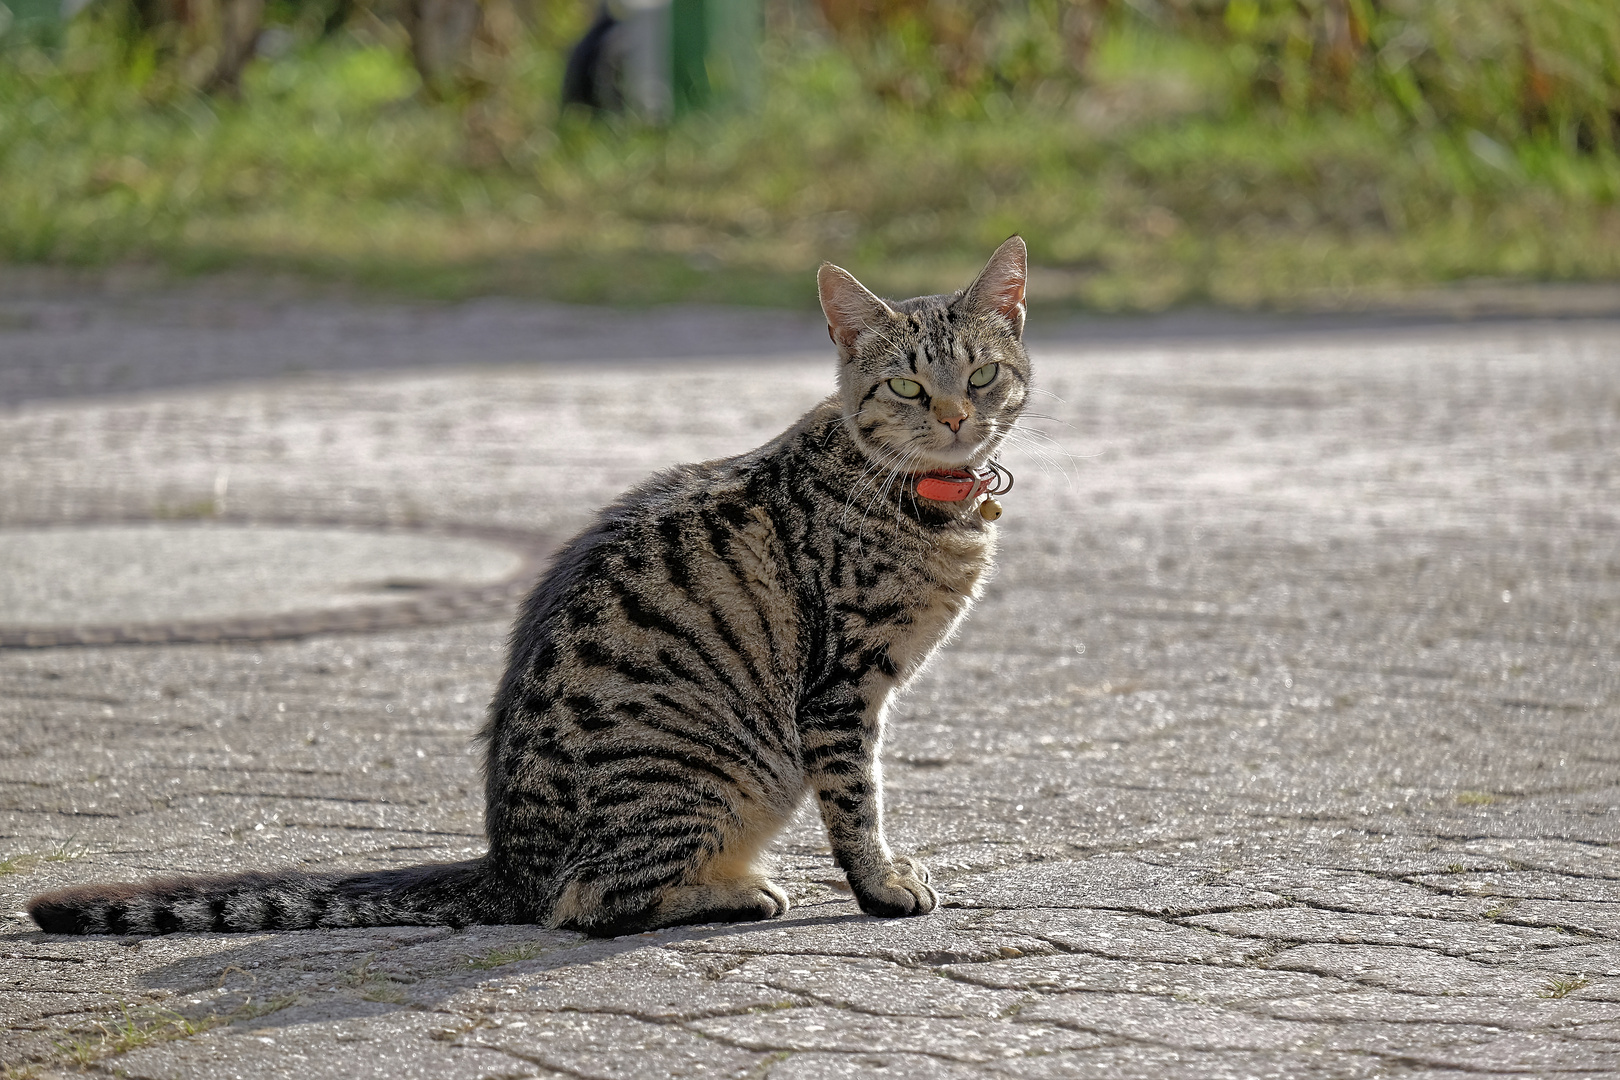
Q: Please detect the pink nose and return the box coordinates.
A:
[938,414,966,433]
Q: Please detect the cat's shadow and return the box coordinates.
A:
[122,900,876,1027]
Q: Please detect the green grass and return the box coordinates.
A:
[46,995,291,1068]
[0,837,90,876]
[466,941,547,969]
[1539,974,1591,999]
[339,952,410,1001]
[0,12,1617,309]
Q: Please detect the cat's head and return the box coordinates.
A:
[819,236,1031,472]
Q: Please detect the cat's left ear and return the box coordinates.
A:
[819,262,898,358]
[960,235,1027,339]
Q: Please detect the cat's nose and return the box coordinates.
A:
[937,412,967,433]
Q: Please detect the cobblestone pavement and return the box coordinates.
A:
[1,279,1618,1079]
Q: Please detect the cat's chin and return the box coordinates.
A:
[913,448,987,471]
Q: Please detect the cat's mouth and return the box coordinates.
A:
[916,430,991,469]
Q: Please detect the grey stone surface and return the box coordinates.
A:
[0,524,524,626]
[1,284,1618,1078]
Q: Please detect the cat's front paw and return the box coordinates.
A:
[852,856,938,918]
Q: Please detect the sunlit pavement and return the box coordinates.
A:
[2,278,1618,1079]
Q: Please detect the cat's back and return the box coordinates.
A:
[492,424,817,732]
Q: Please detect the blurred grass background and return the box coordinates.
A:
[1,0,1617,310]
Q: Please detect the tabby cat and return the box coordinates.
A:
[28,237,1032,937]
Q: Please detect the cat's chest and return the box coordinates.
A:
[835,524,995,678]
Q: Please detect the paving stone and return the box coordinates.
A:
[1221,867,1500,920]
[766,1051,993,1079]
[1505,941,1620,974]
[114,1004,539,1080]
[947,857,1289,916]
[724,953,1030,1019]
[461,1009,771,1079]
[982,909,1275,966]
[1253,989,1620,1029]
[1410,871,1620,903]
[1015,992,1335,1050]
[1382,1030,1620,1074]
[1267,943,1556,997]
[431,946,813,1020]
[664,905,1058,966]
[939,954,1351,1005]
[987,1045,1385,1080]
[1184,907,1578,956]
[689,1006,1109,1064]
[1490,900,1620,940]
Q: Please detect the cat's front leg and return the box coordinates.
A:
[802,682,938,918]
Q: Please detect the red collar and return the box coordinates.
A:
[915,467,996,503]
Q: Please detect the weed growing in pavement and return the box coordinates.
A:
[1540,975,1591,999]
[49,999,239,1067]
[466,941,547,969]
[0,837,89,876]
[342,952,411,1002]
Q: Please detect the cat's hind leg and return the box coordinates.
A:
[564,875,788,938]
[656,876,790,926]
[555,798,798,937]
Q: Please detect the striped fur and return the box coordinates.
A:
[28,237,1033,937]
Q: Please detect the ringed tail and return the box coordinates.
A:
[27,858,500,935]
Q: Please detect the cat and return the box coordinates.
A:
[27,236,1031,938]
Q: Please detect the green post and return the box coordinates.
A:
[670,0,709,112]
[670,0,760,115]
[1,0,61,40]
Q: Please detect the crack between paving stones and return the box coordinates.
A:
[669,1018,1085,1068]
[1420,861,1620,886]
[464,1040,603,1080]
[1235,897,1611,944]
[749,980,1034,1022]
[457,1002,1058,1073]
[1353,830,1620,858]
[1016,1004,1613,1070]
[1167,918,1589,961]
[998,923,1580,999]
[1489,917,1620,941]
[1369,1047,1620,1075]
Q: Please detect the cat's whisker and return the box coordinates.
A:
[881,445,930,544]
[841,440,912,532]
[1014,411,1080,432]
[1002,426,1073,458]
[1006,425,1110,462]
[997,430,1083,491]
[858,442,915,546]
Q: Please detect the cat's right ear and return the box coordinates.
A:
[818,263,897,357]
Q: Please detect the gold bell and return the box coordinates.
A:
[978,498,1003,521]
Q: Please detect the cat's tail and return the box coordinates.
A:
[27,857,508,935]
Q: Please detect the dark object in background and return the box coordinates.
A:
[561,0,759,121]
[132,0,265,93]
[562,5,622,111]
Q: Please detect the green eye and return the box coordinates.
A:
[969,362,999,388]
[888,378,923,399]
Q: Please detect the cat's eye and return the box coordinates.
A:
[888,378,924,399]
[969,363,999,388]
